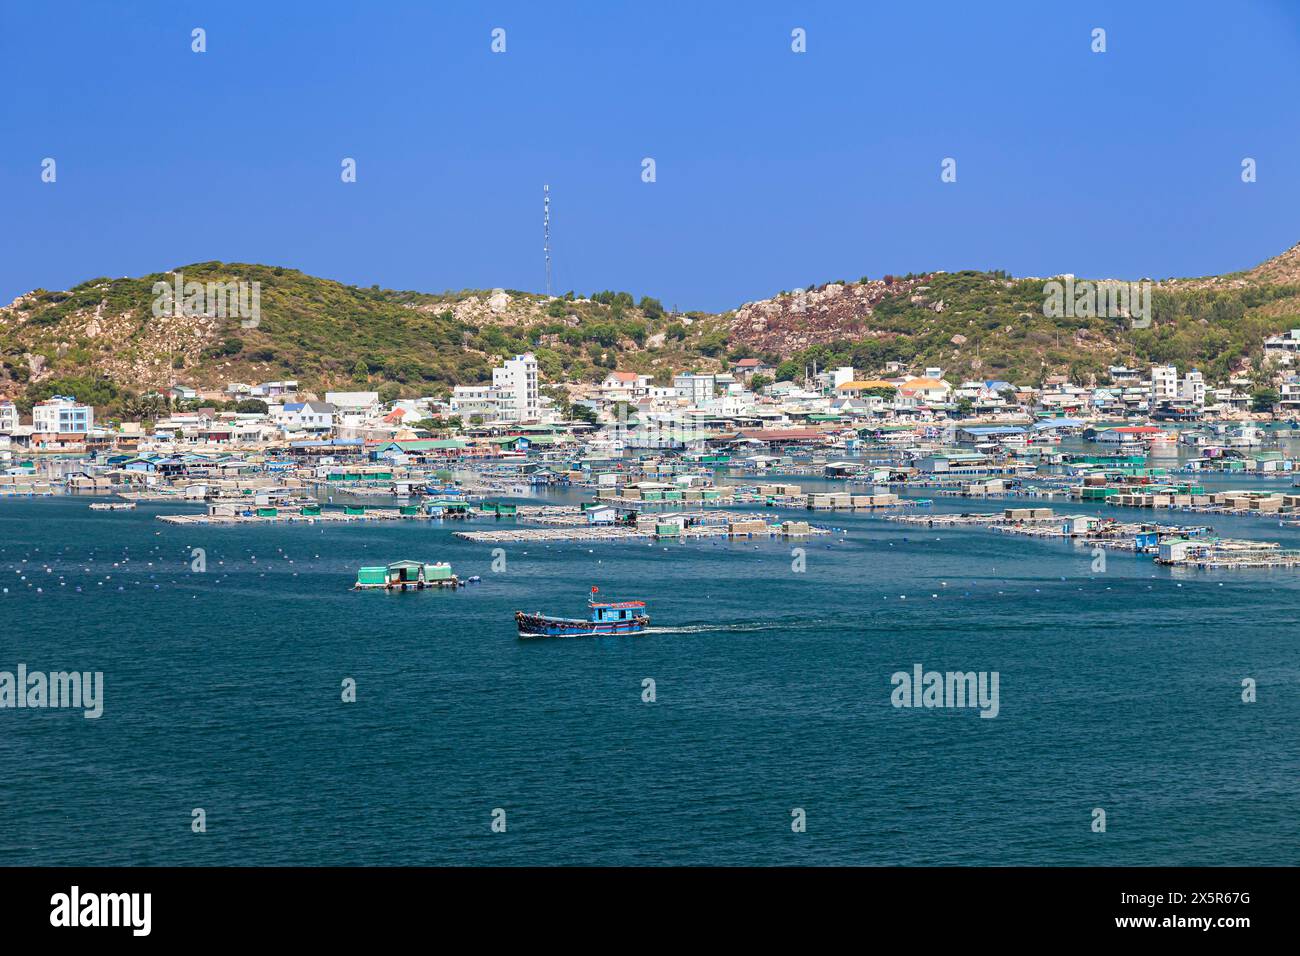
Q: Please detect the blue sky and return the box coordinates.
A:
[2,0,1299,311]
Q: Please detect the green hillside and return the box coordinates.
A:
[5,252,1300,419]
[0,262,708,414]
[714,269,1300,387]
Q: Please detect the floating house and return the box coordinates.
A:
[955,426,1026,446]
[1084,425,1169,444]
[586,504,619,525]
[354,560,459,590]
[1062,515,1099,535]
[1134,530,1160,551]
[1157,538,1199,564]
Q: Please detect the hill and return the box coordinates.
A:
[0,262,707,412]
[699,257,1300,386]
[6,248,1300,416]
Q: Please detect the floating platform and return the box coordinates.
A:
[455,521,831,544]
[157,507,475,526]
[1165,548,1300,569]
[886,511,1053,527]
[354,560,460,590]
[889,508,1298,570]
[155,502,552,526]
[0,487,55,497]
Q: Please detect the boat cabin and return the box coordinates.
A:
[589,600,647,624]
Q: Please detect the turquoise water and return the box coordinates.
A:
[1,491,1298,865]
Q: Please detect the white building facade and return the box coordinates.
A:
[1150,365,1178,407]
[325,391,381,416]
[673,373,715,407]
[1179,369,1206,406]
[492,353,540,422]
[32,396,93,433]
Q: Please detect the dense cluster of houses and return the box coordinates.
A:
[3,330,1299,463]
[573,357,1261,430]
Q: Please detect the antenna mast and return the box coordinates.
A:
[543,184,552,296]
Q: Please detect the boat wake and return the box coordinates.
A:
[640,620,815,636]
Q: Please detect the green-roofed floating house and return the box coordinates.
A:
[354,560,461,591]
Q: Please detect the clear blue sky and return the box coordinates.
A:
[3,0,1299,312]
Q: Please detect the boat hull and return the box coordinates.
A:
[515,611,649,638]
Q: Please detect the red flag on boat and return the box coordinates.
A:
[591,586,598,595]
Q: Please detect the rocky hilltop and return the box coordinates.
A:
[730,275,935,354]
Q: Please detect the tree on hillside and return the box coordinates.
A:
[541,384,572,417]
[591,290,634,309]
[1251,388,1279,413]
[414,416,461,434]
[23,375,119,412]
[775,360,801,382]
[120,392,171,421]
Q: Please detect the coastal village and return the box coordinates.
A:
[8,327,1300,572]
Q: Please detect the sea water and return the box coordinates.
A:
[1,492,1297,865]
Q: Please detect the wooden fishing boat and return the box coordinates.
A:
[516,587,649,637]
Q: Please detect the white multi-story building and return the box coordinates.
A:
[0,401,18,433]
[1150,365,1178,407]
[450,385,498,421]
[1040,382,1089,411]
[813,366,856,393]
[1264,329,1300,365]
[274,401,335,432]
[673,373,715,407]
[645,386,680,408]
[1179,369,1206,406]
[600,371,652,402]
[32,396,93,433]
[1208,386,1248,412]
[897,376,952,408]
[1278,376,1300,407]
[325,391,381,416]
[1280,376,1300,410]
[492,353,540,423]
[252,380,299,399]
